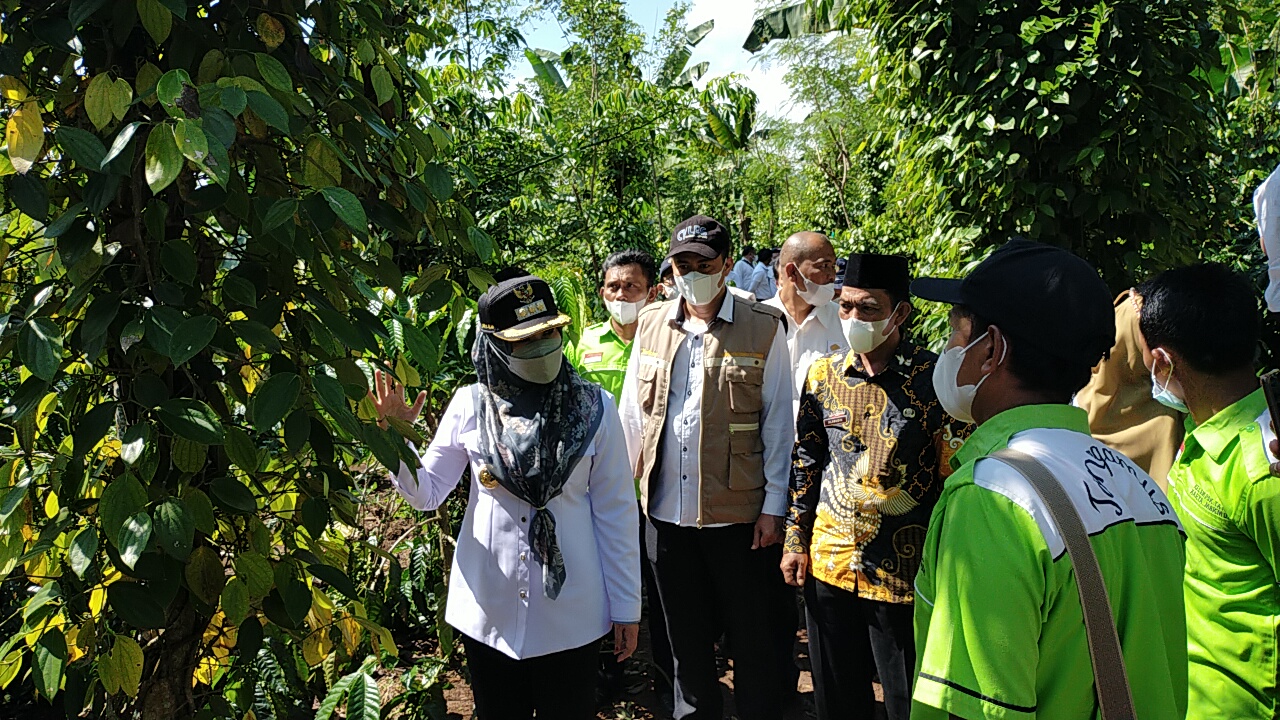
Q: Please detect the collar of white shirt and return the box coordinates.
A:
[764,295,837,331]
[666,291,736,327]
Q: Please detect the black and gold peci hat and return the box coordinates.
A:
[477,274,572,342]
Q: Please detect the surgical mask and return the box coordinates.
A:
[796,271,836,307]
[1149,352,1188,413]
[504,337,563,384]
[932,331,1004,424]
[605,298,646,326]
[842,314,894,354]
[674,270,724,307]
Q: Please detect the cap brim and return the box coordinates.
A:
[666,243,720,261]
[493,313,572,342]
[910,277,965,304]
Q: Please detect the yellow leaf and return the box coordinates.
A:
[337,615,362,656]
[301,135,341,188]
[0,649,22,689]
[352,617,397,658]
[98,642,120,695]
[110,636,143,698]
[301,627,333,667]
[65,622,84,663]
[89,585,107,617]
[136,0,172,45]
[5,101,44,174]
[255,13,285,50]
[394,354,421,386]
[0,76,29,103]
[111,78,132,122]
[43,491,58,519]
[84,73,114,130]
[136,62,162,106]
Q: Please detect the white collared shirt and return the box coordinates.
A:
[749,263,777,300]
[730,257,756,289]
[618,293,794,527]
[392,386,641,660]
[763,295,849,412]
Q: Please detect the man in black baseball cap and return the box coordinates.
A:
[903,237,1188,720]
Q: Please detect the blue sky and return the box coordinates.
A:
[517,0,804,120]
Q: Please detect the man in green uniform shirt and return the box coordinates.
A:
[1136,263,1279,718]
[908,238,1188,720]
[567,249,658,401]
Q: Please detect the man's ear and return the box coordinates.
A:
[646,285,658,302]
[981,325,1009,373]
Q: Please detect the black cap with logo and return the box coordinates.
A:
[477,274,571,342]
[667,215,731,260]
[910,238,1115,367]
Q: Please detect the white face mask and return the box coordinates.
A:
[932,331,1004,424]
[1149,350,1188,413]
[504,337,563,384]
[674,270,725,307]
[605,297,646,326]
[842,313,895,354]
[796,271,836,307]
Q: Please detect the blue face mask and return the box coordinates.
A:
[1150,353,1188,414]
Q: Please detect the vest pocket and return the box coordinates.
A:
[724,365,764,413]
[637,362,658,412]
[728,423,766,490]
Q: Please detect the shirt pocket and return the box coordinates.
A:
[637,362,659,412]
[728,422,766,490]
[724,365,765,413]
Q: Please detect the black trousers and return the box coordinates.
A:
[650,519,785,720]
[804,578,916,720]
[463,634,601,719]
[642,511,675,693]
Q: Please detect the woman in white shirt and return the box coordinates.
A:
[371,273,641,719]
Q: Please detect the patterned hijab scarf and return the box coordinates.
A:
[471,331,604,599]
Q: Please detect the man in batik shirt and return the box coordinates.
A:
[781,253,966,720]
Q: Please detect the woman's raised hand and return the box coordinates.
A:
[367,369,427,429]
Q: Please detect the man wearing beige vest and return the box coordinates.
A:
[619,215,795,720]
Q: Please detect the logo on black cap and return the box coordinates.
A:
[513,283,535,302]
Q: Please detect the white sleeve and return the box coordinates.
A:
[758,322,796,517]
[588,391,643,624]
[618,339,645,473]
[1255,162,1280,312]
[391,390,471,511]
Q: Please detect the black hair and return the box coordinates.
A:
[758,248,776,265]
[955,305,1093,402]
[1136,263,1259,374]
[601,249,657,288]
[742,246,756,257]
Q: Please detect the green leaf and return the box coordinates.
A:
[19,317,62,382]
[182,487,216,534]
[108,582,166,629]
[69,528,97,578]
[117,510,153,569]
[81,291,122,341]
[70,0,110,28]
[159,240,197,285]
[33,629,66,700]
[144,124,181,194]
[44,203,86,238]
[210,477,256,514]
[99,475,147,542]
[371,65,394,105]
[275,563,310,626]
[167,316,217,366]
[85,74,115,131]
[220,577,249,625]
[245,91,289,134]
[251,372,301,433]
[231,320,282,353]
[467,226,494,263]
[120,423,150,465]
[156,70,191,111]
[233,550,273,599]
[302,136,342,188]
[137,0,172,44]
[224,427,259,472]
[173,119,208,164]
[185,546,225,604]
[284,408,309,453]
[307,564,358,601]
[100,122,142,169]
[319,187,368,236]
[154,498,194,559]
[109,636,143,698]
[73,401,118,459]
[316,665,361,720]
[156,398,225,444]
[422,163,453,201]
[348,672,380,720]
[56,127,107,169]
[254,53,292,92]
[9,174,47,221]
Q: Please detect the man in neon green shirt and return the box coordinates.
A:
[1136,263,1279,717]
[909,238,1188,720]
[567,249,658,402]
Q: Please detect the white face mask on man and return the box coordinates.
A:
[674,270,725,307]
[605,298,646,326]
[796,270,836,307]
[841,309,899,354]
[932,331,1005,424]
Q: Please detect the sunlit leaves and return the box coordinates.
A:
[117,511,152,569]
[144,124,181,193]
[19,318,61,381]
[156,399,225,444]
[33,629,66,700]
[302,135,342,188]
[137,0,172,44]
[154,498,194,559]
[99,636,143,697]
[5,101,43,174]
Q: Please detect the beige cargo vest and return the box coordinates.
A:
[633,293,783,526]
